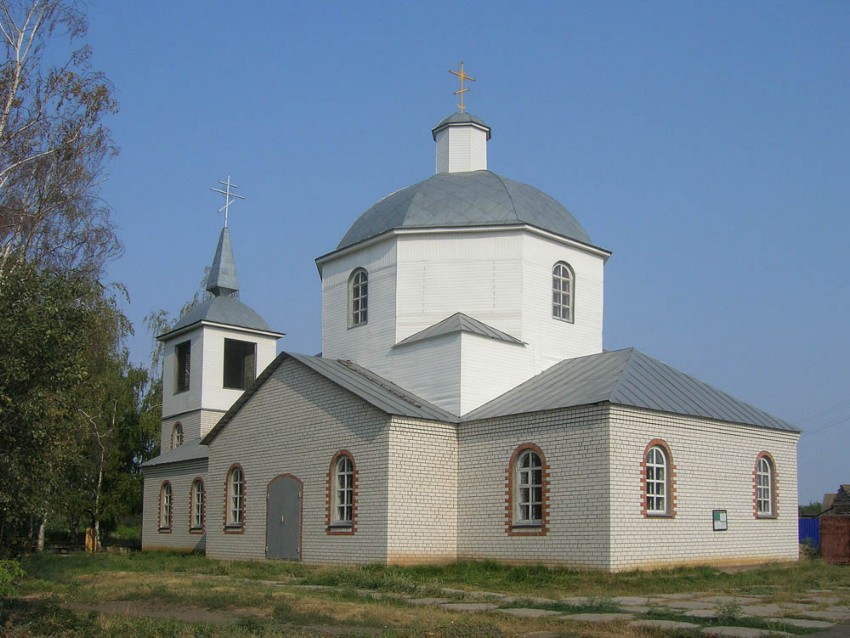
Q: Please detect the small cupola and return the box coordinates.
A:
[432,62,491,174]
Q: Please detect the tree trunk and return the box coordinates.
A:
[36,514,46,552]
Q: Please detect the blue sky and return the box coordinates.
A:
[84,2,848,504]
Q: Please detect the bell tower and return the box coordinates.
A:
[157,179,283,450]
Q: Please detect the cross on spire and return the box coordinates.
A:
[210,175,245,228]
[449,61,475,113]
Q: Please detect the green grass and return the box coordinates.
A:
[5,552,849,637]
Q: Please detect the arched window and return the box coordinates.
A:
[159,482,172,531]
[643,440,675,517]
[552,261,575,322]
[327,451,357,534]
[172,422,183,449]
[190,479,205,532]
[755,453,777,518]
[226,466,245,529]
[349,268,368,327]
[507,444,548,535]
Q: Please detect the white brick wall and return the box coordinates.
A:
[160,409,225,451]
[458,406,612,569]
[205,357,392,564]
[142,459,208,552]
[149,350,800,572]
[608,406,799,571]
[387,418,458,563]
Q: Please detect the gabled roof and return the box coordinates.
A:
[202,348,797,446]
[202,352,458,445]
[141,438,209,469]
[463,348,799,432]
[395,312,524,347]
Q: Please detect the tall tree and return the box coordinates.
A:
[0,0,119,280]
[0,263,106,551]
[0,0,124,554]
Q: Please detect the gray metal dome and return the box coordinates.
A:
[337,170,591,250]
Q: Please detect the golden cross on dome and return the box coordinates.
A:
[449,61,475,113]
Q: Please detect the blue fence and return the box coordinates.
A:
[799,517,820,550]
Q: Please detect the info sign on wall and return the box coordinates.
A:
[712,509,728,532]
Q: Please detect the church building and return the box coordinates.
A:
[142,87,800,570]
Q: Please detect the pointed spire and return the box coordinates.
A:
[206,227,239,297]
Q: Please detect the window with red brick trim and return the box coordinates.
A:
[171,422,183,449]
[506,444,549,536]
[326,451,357,534]
[190,478,205,532]
[754,452,777,518]
[225,465,245,530]
[159,482,172,531]
[642,439,676,518]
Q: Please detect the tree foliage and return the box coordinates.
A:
[0,263,104,549]
[0,0,119,279]
[0,1,156,555]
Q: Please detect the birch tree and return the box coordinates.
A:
[0,0,118,280]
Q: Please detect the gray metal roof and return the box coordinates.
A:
[463,348,799,432]
[161,295,277,338]
[289,354,459,422]
[203,352,459,444]
[431,111,491,140]
[158,226,280,340]
[141,438,209,468]
[206,227,239,296]
[396,312,524,347]
[336,170,593,251]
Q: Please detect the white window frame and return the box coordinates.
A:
[349,269,368,327]
[159,482,172,530]
[334,456,354,525]
[552,261,575,323]
[227,467,244,527]
[191,479,204,530]
[757,456,774,517]
[645,445,668,516]
[515,450,543,525]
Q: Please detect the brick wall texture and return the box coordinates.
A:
[145,358,799,570]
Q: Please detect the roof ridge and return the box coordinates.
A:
[337,359,425,409]
[490,171,520,223]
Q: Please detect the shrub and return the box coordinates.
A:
[0,560,25,597]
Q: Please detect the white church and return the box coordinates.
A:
[142,92,800,570]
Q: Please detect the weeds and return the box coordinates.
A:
[714,601,742,622]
